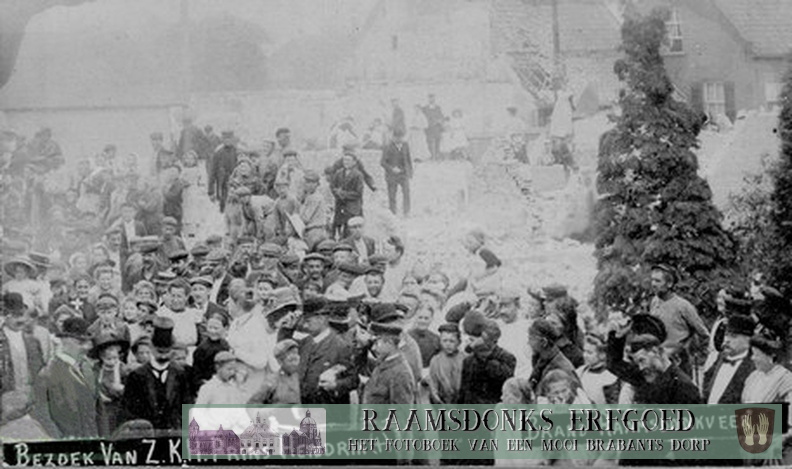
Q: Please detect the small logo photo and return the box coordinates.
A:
[188,407,327,457]
[735,407,774,454]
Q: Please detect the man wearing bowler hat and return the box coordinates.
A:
[208,130,238,213]
[33,317,98,438]
[293,296,358,404]
[702,313,756,404]
[122,316,194,431]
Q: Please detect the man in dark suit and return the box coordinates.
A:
[33,317,97,438]
[457,310,516,404]
[341,216,376,264]
[122,317,194,431]
[208,131,238,213]
[702,314,756,404]
[330,153,364,239]
[381,129,413,216]
[294,297,358,404]
[421,94,444,160]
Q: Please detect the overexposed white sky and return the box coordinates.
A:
[27,0,375,51]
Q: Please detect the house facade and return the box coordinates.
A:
[188,418,241,455]
[640,0,792,119]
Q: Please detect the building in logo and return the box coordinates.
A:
[240,411,282,455]
[282,410,325,455]
[188,418,241,455]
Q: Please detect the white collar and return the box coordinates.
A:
[313,328,331,344]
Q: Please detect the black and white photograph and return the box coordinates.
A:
[1,0,792,466]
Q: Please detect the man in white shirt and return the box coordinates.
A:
[156,279,202,353]
[702,314,756,404]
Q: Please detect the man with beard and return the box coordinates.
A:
[457,310,515,404]
[605,314,702,404]
[122,317,194,430]
[702,312,756,404]
[648,264,708,377]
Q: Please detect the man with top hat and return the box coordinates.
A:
[1,293,45,427]
[300,169,330,250]
[33,317,98,438]
[702,313,757,404]
[362,320,416,404]
[648,264,709,377]
[342,216,377,265]
[330,152,365,239]
[208,130,238,213]
[122,316,194,431]
[293,296,358,404]
[457,310,516,404]
[606,314,702,404]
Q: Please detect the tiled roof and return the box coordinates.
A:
[558,0,621,52]
[492,0,621,55]
[713,0,792,57]
[193,429,239,441]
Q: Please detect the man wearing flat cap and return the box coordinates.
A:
[122,316,194,430]
[300,169,330,251]
[248,339,301,405]
[605,314,702,404]
[342,217,377,264]
[33,317,98,438]
[362,321,416,404]
[648,264,709,377]
[290,296,358,404]
[208,131,238,213]
[702,314,756,404]
[457,310,515,404]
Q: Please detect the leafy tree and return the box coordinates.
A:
[592,8,738,322]
[767,68,792,295]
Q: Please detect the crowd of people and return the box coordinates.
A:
[1,108,792,466]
